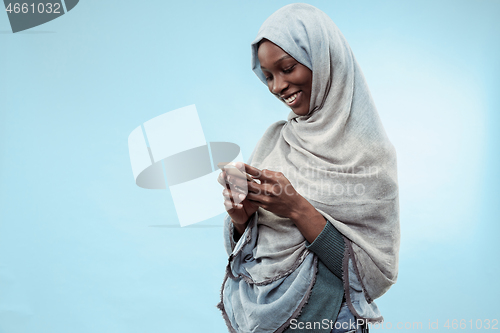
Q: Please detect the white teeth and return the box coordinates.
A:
[284,93,298,103]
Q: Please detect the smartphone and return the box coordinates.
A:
[217,162,257,183]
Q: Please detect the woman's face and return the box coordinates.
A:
[257,40,313,116]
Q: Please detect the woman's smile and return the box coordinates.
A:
[282,91,302,106]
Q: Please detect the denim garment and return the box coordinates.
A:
[219,213,317,333]
[330,302,367,333]
[219,215,382,333]
[346,259,382,321]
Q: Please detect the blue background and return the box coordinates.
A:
[1,0,499,332]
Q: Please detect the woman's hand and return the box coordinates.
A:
[217,163,259,235]
[242,163,303,219]
[218,162,328,243]
[240,163,328,243]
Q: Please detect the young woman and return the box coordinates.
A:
[217,4,400,333]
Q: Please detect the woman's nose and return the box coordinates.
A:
[271,76,287,95]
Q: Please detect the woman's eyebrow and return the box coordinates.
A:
[260,55,294,70]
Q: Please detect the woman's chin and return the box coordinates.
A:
[282,97,309,116]
[291,107,309,116]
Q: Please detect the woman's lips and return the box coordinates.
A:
[283,91,302,107]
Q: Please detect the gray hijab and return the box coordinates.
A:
[248,3,400,301]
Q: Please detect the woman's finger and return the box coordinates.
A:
[217,171,225,186]
[224,198,242,211]
[222,188,234,200]
[223,188,246,204]
[227,175,250,192]
[248,179,267,194]
[245,189,267,204]
[223,199,232,211]
[219,171,246,193]
[241,163,260,178]
[218,171,231,187]
[243,163,276,183]
[247,175,280,195]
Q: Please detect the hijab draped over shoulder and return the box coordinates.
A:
[248,3,400,302]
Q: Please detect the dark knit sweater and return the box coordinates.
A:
[282,221,345,333]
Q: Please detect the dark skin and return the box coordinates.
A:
[258,39,313,116]
[218,40,327,243]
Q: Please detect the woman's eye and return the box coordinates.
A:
[265,76,272,81]
[283,65,295,73]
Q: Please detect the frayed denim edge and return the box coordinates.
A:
[342,237,384,325]
[217,255,319,333]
